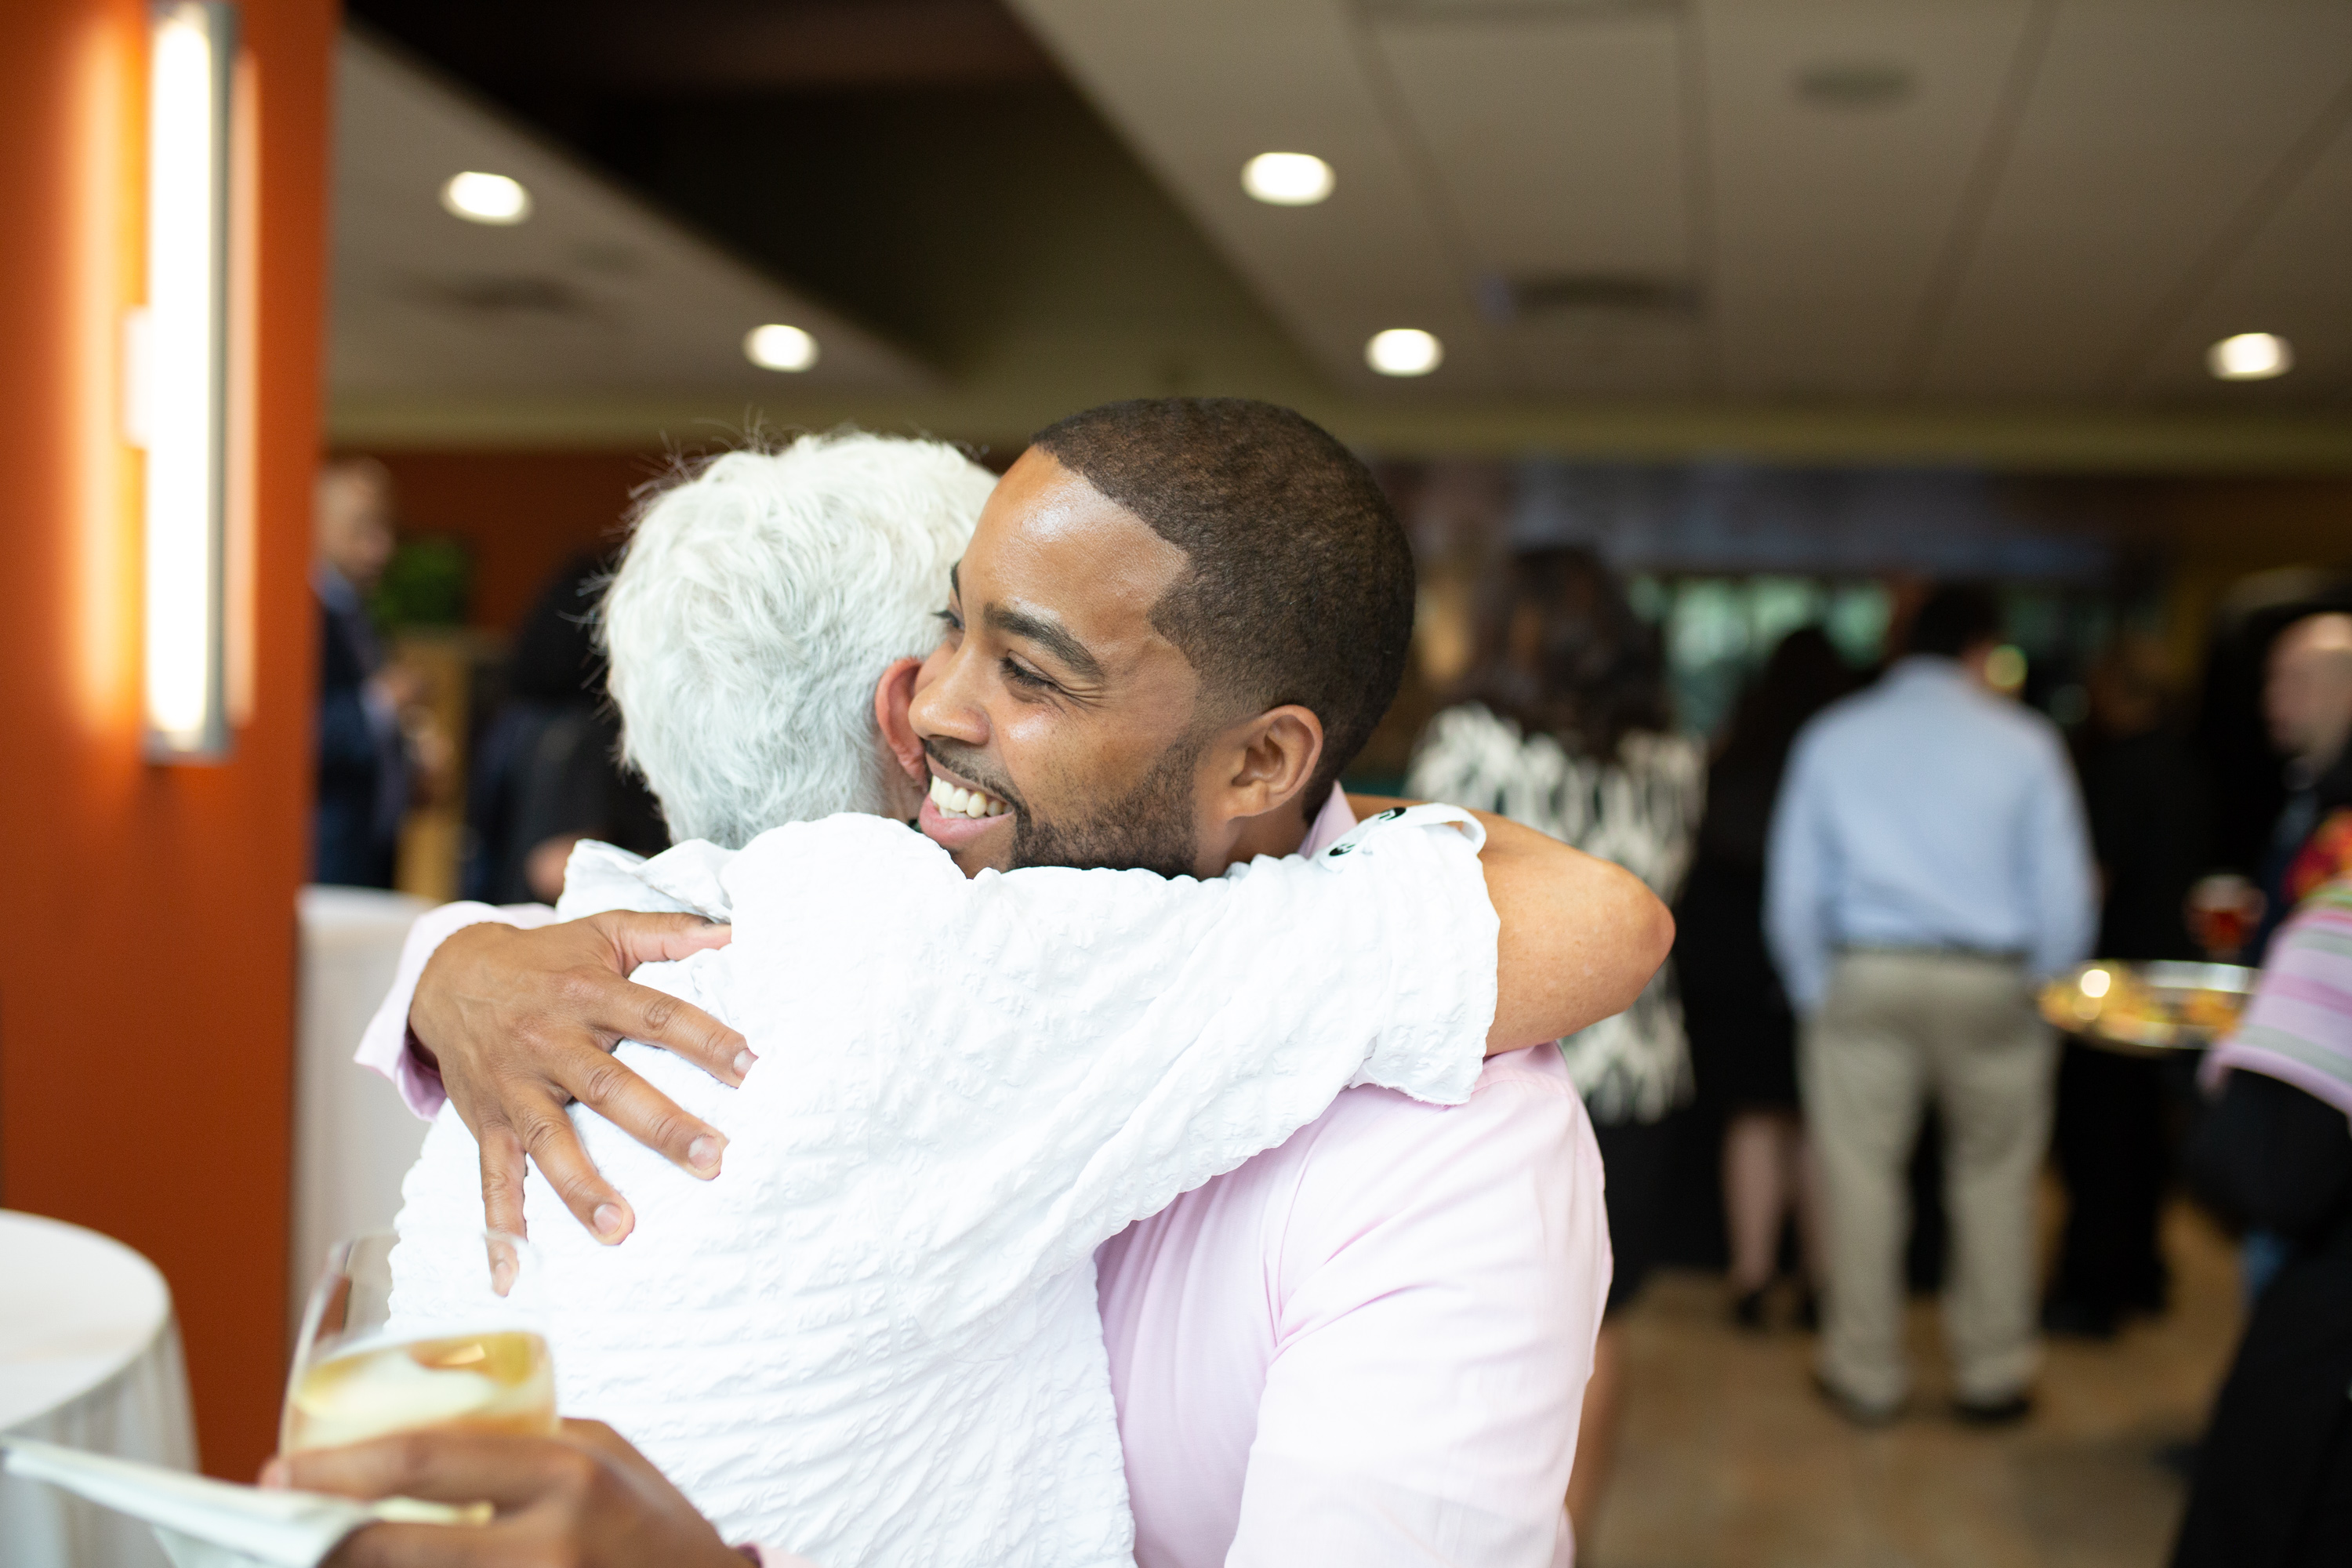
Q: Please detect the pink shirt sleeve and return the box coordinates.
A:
[352,900,561,1119]
[1228,1048,1610,1568]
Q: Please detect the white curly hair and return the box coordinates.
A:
[601,431,996,848]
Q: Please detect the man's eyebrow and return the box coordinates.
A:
[984,603,1105,682]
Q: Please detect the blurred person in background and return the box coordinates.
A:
[1767,583,2096,1426]
[2044,636,2205,1339]
[1678,627,1857,1330]
[2171,875,2352,1568]
[1407,544,1704,1546]
[2252,613,2352,957]
[466,552,669,904]
[2221,612,2352,1303]
[312,457,417,888]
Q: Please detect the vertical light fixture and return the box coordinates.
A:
[141,2,238,759]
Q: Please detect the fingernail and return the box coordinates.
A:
[593,1203,626,1241]
[732,1049,757,1078]
[259,1459,289,1490]
[688,1135,724,1177]
[490,1251,518,1298]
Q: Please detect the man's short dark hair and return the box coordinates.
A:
[1030,397,1414,811]
[1908,583,2004,659]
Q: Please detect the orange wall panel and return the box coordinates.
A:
[0,0,335,1481]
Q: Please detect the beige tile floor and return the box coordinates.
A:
[1588,1201,2244,1568]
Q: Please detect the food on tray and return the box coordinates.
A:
[2038,961,2254,1051]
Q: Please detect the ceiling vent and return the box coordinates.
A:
[410,274,592,318]
[1363,0,1684,23]
[1480,272,1703,321]
[1793,60,1918,111]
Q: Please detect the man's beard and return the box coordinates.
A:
[924,733,1204,878]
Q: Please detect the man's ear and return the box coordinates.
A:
[874,658,928,787]
[1220,704,1324,823]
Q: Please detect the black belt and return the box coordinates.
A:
[1837,944,2027,964]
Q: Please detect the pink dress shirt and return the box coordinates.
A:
[355,793,1610,1566]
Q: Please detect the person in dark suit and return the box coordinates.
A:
[2045,637,2207,1337]
[312,458,413,888]
[2172,880,2352,1568]
[1680,627,1857,1329]
[2253,614,2352,958]
[463,552,670,904]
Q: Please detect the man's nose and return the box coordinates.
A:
[909,643,990,748]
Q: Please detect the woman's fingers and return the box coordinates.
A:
[297,1423,746,1568]
[325,1520,506,1568]
[278,1428,597,1511]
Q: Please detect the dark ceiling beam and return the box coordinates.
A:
[534,0,1057,90]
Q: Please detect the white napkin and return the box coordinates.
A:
[0,1436,483,1568]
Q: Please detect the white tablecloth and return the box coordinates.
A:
[0,1211,198,1568]
[292,886,434,1337]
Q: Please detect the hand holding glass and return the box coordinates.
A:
[282,1229,557,1454]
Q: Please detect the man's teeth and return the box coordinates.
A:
[928,774,1009,820]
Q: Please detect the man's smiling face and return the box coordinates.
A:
[909,448,1221,877]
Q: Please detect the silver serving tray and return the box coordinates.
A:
[2038,960,2259,1056]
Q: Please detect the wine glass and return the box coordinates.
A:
[2186,874,2265,961]
[281,1229,557,1455]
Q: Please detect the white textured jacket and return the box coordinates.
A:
[388,807,1497,1568]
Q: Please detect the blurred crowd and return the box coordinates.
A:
[307,459,662,904]
[1395,548,2352,1562]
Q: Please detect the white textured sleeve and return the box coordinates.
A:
[719,808,1498,1302]
[1304,804,1500,1104]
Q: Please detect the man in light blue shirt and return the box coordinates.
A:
[1767,585,2095,1425]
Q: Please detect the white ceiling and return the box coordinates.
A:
[1006,0,2352,407]
[329,31,934,405]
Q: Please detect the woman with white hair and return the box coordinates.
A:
[603,432,1001,842]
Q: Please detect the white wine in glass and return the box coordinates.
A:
[283,1229,557,1454]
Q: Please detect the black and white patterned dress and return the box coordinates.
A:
[1407,702,1705,1125]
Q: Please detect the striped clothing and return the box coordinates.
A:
[2206,879,2352,1125]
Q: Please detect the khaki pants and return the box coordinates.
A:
[1801,950,2056,1411]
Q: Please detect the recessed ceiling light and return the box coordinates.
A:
[1366,328,1443,376]
[1242,152,1335,206]
[2207,332,2292,380]
[745,323,818,372]
[440,171,531,225]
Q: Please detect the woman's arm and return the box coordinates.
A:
[391,801,1668,1247]
[1348,795,1675,1054]
[273,1422,755,1568]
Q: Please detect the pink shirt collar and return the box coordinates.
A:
[1301,786,1359,857]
